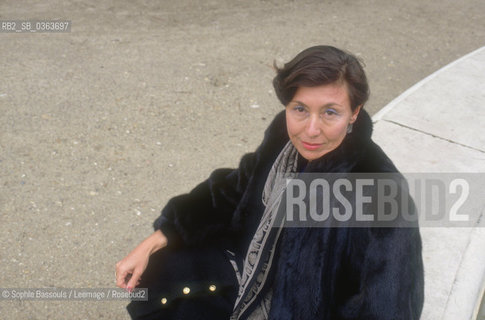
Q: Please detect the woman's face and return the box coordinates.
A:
[286,82,361,161]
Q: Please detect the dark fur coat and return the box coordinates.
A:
[151,110,424,320]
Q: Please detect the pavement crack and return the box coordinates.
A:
[383,120,485,155]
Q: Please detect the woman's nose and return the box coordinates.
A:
[305,115,321,137]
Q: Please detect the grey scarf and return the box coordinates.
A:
[231,141,299,320]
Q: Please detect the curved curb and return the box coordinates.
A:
[371,46,485,320]
[372,46,485,122]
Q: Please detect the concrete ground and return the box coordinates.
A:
[0,0,484,319]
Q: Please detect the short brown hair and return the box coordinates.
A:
[273,45,369,111]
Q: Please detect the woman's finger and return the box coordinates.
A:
[126,269,142,292]
[116,269,129,289]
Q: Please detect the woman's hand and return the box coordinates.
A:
[115,230,167,291]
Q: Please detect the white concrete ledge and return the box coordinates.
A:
[372,46,485,320]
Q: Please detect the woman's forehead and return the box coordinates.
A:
[292,83,351,106]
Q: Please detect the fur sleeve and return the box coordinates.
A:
[336,172,424,319]
[153,111,288,247]
[153,153,257,247]
[338,222,424,319]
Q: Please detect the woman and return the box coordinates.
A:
[116,45,424,319]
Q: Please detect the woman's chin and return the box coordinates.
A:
[298,149,325,162]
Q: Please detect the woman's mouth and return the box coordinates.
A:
[301,141,322,151]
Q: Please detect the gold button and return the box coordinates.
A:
[209,285,216,292]
[161,297,167,305]
[182,287,190,295]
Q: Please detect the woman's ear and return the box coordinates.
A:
[350,105,362,123]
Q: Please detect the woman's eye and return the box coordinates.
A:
[294,105,305,112]
[324,109,338,116]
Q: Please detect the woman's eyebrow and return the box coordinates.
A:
[290,100,307,106]
[291,100,343,108]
